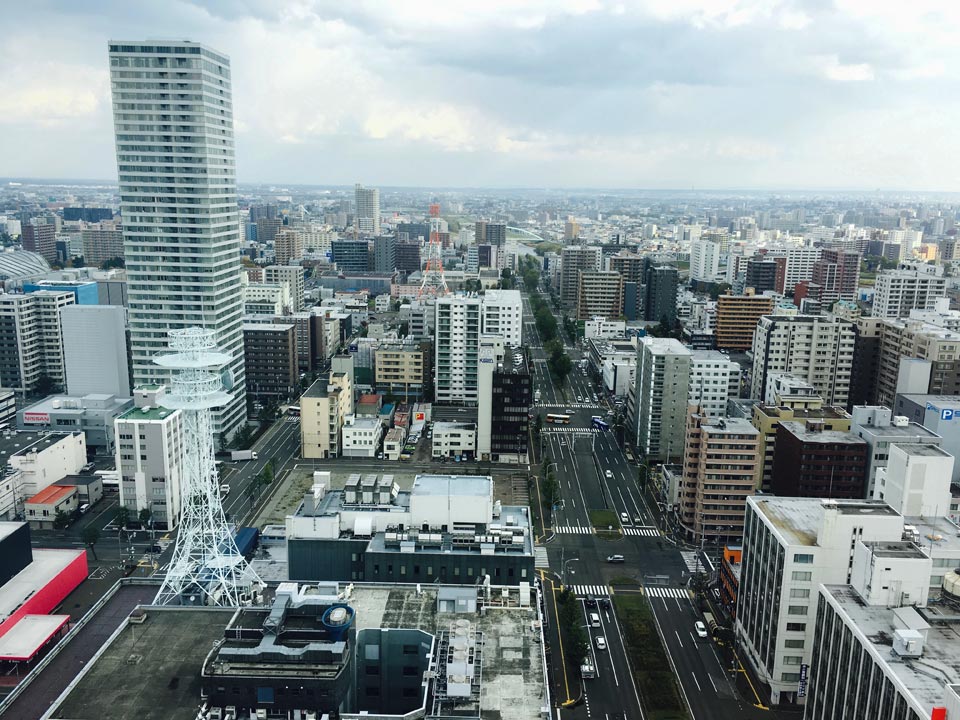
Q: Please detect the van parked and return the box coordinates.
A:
[79,503,90,514]
[589,613,601,628]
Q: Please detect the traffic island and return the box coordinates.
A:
[613,594,690,720]
[588,509,622,539]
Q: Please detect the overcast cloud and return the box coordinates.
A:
[0,0,958,189]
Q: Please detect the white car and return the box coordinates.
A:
[595,636,607,650]
[577,396,583,402]
[695,621,708,638]
[219,483,231,496]
[605,469,613,479]
[620,512,630,524]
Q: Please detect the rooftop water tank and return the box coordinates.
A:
[321,603,355,642]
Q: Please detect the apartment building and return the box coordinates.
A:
[690,238,721,281]
[632,338,692,462]
[715,289,775,350]
[354,184,380,236]
[688,350,741,417]
[375,339,430,400]
[81,221,124,267]
[242,324,298,413]
[750,314,856,407]
[243,283,290,315]
[301,372,353,459]
[576,271,624,320]
[263,265,306,312]
[780,246,821,293]
[0,290,74,394]
[771,421,868,499]
[114,387,184,529]
[480,289,523,345]
[872,265,947,319]
[273,228,304,267]
[434,295,482,404]
[812,247,860,304]
[875,319,960,407]
[679,406,760,544]
[559,245,602,308]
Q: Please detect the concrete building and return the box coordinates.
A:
[632,337,691,462]
[383,427,406,461]
[273,227,303,266]
[81,220,124,267]
[115,387,184,529]
[263,265,305,312]
[0,389,14,427]
[61,304,130,397]
[679,406,761,544]
[0,290,74,394]
[771,421,868,499]
[478,345,531,464]
[331,239,370,273]
[736,497,907,706]
[434,295,483,404]
[23,279,98,305]
[21,222,57,264]
[812,247,860,304]
[2,430,86,497]
[256,217,283,247]
[894,395,960,485]
[287,472,536,586]
[243,323,297,414]
[375,338,430,400]
[780,246,821,294]
[243,282,289,315]
[690,238,721,281]
[875,320,960,407]
[340,415,384,458]
[354,184,380,235]
[872,264,947,318]
[750,314,856,407]
[689,350,741,418]
[24,484,78,529]
[559,245,602,309]
[576,270,624,320]
[745,259,779,294]
[715,290,775,351]
[475,220,507,246]
[301,372,353,459]
[19,393,132,454]
[480,289,522,345]
[109,41,247,441]
[394,241,421,272]
[432,422,477,459]
[644,262,680,325]
[850,406,943,500]
[584,317,626,339]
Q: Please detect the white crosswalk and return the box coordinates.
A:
[623,527,659,537]
[534,546,550,569]
[644,586,690,599]
[536,402,601,408]
[680,551,701,573]
[568,585,611,597]
[543,427,599,434]
[554,525,595,535]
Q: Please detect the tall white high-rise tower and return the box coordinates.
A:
[354,183,381,235]
[108,40,246,440]
[153,327,261,606]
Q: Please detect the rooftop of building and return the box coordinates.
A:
[749,497,898,547]
[21,393,132,415]
[117,404,177,422]
[899,394,960,409]
[822,585,960,717]
[0,430,81,466]
[242,322,294,332]
[413,474,490,497]
[699,416,759,435]
[26,484,74,505]
[358,394,380,404]
[344,415,381,428]
[589,337,637,356]
[755,405,850,421]
[778,420,867,444]
[640,336,691,355]
[24,279,96,287]
[0,548,85,622]
[894,443,951,458]
[433,421,477,432]
[862,540,929,559]
[303,374,347,399]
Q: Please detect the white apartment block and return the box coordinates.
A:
[0,290,74,394]
[750,314,856,407]
[782,246,821,292]
[559,245,602,308]
[109,41,246,441]
[115,388,184,528]
[432,422,477,459]
[301,372,353,459]
[688,350,740,417]
[690,238,721,281]
[264,265,306,312]
[480,289,522,346]
[872,267,947,318]
[243,283,290,315]
[8,431,87,497]
[632,337,691,461]
[340,415,384,458]
[434,295,483,404]
[61,304,130,397]
[354,184,380,235]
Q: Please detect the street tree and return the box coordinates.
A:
[81,524,101,560]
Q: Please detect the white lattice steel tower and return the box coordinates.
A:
[153,327,261,606]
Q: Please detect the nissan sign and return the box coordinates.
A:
[23,412,50,424]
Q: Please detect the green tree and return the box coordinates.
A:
[233,423,253,449]
[70,256,85,268]
[101,256,126,270]
[81,524,101,560]
[138,507,153,528]
[33,373,59,396]
[115,505,131,529]
[53,509,71,530]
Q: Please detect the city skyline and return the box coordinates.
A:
[2,1,959,191]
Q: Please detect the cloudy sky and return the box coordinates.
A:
[1,0,957,189]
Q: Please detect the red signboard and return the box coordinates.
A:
[414,412,425,422]
[23,412,50,424]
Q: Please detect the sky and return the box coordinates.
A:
[1,0,958,190]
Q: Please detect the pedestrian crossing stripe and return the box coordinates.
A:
[554,525,595,535]
[623,527,659,537]
[543,427,599,434]
[568,585,611,597]
[535,402,602,408]
[643,587,690,599]
[534,547,550,569]
[680,551,701,573]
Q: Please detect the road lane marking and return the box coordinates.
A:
[691,672,701,692]
[675,630,683,648]
[709,674,718,694]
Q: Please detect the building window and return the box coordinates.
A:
[793,553,814,564]
[784,639,805,649]
[791,571,812,581]
[787,605,807,616]
[781,673,801,682]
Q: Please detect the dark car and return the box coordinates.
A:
[600,597,611,610]
[585,594,597,608]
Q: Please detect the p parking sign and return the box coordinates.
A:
[942,408,955,421]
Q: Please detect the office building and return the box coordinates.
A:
[287,472,536,586]
[872,265,947,318]
[480,289,523,345]
[243,323,297,413]
[263,265,305,312]
[354,184,380,235]
[715,290,775,350]
[478,345,531,464]
[331,239,370,272]
[434,295,483,404]
[644,262,679,325]
[242,282,289,315]
[559,245,602,309]
[2,430,87,497]
[61,304,130,397]
[736,497,908,706]
[771,420,867,498]
[812,247,860,304]
[0,290,74,394]
[875,320,960,407]
[780,246,822,293]
[23,279,98,305]
[576,271,624,320]
[563,219,579,241]
[109,40,246,441]
[690,238,721,281]
[375,338,431,400]
[432,422,477,459]
[19,393,132,454]
[80,221,124,267]
[301,372,353,459]
[273,227,303,266]
[632,337,691,461]
[64,207,113,223]
[475,221,506,246]
[21,222,57,264]
[394,240,421,272]
[373,235,396,272]
[894,394,960,484]
[255,216,283,247]
[850,406,942,499]
[750,315,856,407]
[115,387,184,529]
[679,406,761,544]
[341,415,384,458]
[744,259,778,294]
[688,350,741,417]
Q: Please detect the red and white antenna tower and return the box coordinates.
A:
[419,202,448,298]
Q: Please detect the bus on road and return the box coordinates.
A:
[546,413,571,425]
[591,417,609,431]
[286,405,301,419]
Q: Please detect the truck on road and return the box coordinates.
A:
[230,450,258,461]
